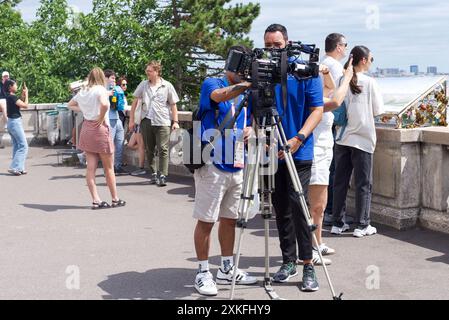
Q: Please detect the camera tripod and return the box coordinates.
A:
[228,109,343,301]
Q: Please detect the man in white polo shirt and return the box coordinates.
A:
[129,61,180,187]
[320,33,348,226]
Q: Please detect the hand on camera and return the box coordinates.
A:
[319,64,330,75]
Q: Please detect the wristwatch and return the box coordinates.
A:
[294,133,306,142]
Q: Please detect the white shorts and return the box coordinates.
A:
[193,164,243,223]
[310,144,333,186]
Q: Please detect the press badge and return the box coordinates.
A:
[234,140,245,168]
[232,98,246,168]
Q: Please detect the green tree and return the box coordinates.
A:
[0,0,259,105]
[141,0,260,108]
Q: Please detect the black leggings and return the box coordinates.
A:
[273,161,313,263]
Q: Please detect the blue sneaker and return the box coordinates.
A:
[301,264,319,292]
[272,262,298,283]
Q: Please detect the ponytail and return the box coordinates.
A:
[345,46,371,95]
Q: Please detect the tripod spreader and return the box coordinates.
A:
[236,219,247,228]
[333,293,344,300]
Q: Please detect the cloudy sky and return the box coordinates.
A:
[17,0,449,72]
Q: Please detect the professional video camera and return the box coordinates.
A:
[225,41,320,118]
[225,41,320,83]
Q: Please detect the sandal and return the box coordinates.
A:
[92,201,111,210]
[111,199,126,208]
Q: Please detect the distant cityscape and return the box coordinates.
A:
[370,65,448,78]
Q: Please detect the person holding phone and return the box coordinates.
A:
[5,79,29,175]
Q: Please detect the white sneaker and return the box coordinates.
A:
[216,266,258,285]
[330,223,350,235]
[297,250,332,266]
[353,225,377,238]
[316,243,335,255]
[194,271,218,296]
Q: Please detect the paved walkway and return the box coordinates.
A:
[1,146,448,300]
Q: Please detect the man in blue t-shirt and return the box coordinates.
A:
[264,24,324,292]
[104,69,127,175]
[192,45,258,296]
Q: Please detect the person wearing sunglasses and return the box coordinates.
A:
[331,46,384,238]
[117,77,129,128]
[318,33,349,230]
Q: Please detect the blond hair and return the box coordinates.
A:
[87,67,107,88]
[146,60,162,76]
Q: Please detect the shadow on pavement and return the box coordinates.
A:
[168,175,195,187]
[98,267,282,300]
[21,203,90,212]
[49,174,85,180]
[49,174,103,180]
[98,181,151,187]
[98,268,197,300]
[167,186,195,198]
[377,225,449,265]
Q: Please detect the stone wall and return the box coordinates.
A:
[0,103,62,146]
[346,126,449,234]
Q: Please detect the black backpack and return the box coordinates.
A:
[182,105,233,174]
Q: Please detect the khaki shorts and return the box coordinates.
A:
[193,164,243,223]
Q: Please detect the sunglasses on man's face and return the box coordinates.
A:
[121,83,127,87]
[339,42,348,48]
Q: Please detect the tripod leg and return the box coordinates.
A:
[260,127,282,300]
[229,121,263,300]
[273,116,342,300]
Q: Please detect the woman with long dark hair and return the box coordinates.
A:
[5,79,29,175]
[331,46,384,238]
